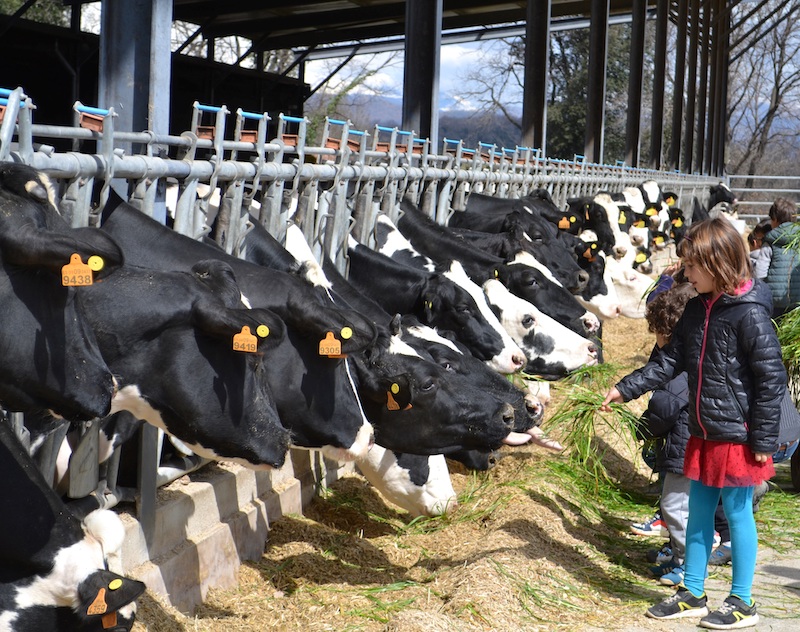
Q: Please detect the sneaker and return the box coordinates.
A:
[631,511,669,537]
[659,565,685,586]
[699,595,759,629]
[752,481,769,513]
[649,558,678,578]
[646,543,673,564]
[708,543,732,566]
[646,587,709,619]
[713,530,722,549]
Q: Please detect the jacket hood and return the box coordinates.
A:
[701,278,773,313]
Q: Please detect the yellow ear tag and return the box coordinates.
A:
[62,253,93,286]
[87,588,108,615]
[570,216,576,223]
[256,324,270,338]
[666,195,676,205]
[340,326,353,340]
[87,255,105,271]
[494,269,499,278]
[635,252,647,263]
[391,383,400,394]
[558,216,570,230]
[387,391,400,411]
[646,207,657,216]
[634,220,646,228]
[655,236,665,245]
[672,218,683,227]
[319,331,342,357]
[618,211,627,224]
[233,326,258,353]
[591,243,597,250]
[101,612,118,629]
[108,579,123,591]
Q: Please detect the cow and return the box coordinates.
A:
[691,182,737,224]
[346,239,527,374]
[98,192,378,462]
[77,259,294,469]
[447,198,589,293]
[0,163,122,422]
[0,421,146,631]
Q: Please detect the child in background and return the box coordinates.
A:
[748,219,772,280]
[601,217,786,629]
[636,281,697,587]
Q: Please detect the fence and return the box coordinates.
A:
[0,84,720,538]
[729,174,800,224]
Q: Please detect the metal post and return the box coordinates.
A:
[669,0,688,171]
[402,0,442,149]
[521,0,551,153]
[683,0,700,173]
[625,0,647,167]
[650,0,669,169]
[584,0,609,164]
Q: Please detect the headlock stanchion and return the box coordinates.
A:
[0,87,720,533]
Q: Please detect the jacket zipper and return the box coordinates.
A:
[696,293,721,438]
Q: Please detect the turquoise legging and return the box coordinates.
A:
[683,480,757,603]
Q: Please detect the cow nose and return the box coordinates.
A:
[630,233,644,246]
[511,353,526,370]
[614,245,627,259]
[575,270,589,289]
[501,402,515,428]
[588,344,598,358]
[524,393,545,424]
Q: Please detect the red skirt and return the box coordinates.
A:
[683,436,775,488]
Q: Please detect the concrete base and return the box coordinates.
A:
[112,449,354,614]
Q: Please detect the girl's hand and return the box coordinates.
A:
[754,452,771,463]
[600,387,623,412]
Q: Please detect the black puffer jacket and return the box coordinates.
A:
[617,279,785,454]
[637,346,690,474]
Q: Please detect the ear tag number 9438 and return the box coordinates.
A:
[62,253,94,286]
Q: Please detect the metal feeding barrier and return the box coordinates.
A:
[0,84,719,536]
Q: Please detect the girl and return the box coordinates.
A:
[601,217,786,630]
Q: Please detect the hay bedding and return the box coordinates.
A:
[133,316,678,631]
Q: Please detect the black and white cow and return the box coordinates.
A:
[0,421,145,631]
[691,182,737,224]
[0,163,122,421]
[98,193,378,462]
[77,259,294,469]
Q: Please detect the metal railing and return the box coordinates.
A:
[729,174,800,223]
[0,84,720,536]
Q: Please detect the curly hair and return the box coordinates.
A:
[646,282,697,338]
[676,217,751,295]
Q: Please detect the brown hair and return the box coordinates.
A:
[646,282,697,337]
[676,217,751,295]
[769,197,797,225]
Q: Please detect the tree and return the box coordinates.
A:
[0,0,67,25]
[726,1,800,188]
[452,24,645,163]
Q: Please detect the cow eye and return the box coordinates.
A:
[420,379,436,392]
[522,315,535,328]
[456,303,470,313]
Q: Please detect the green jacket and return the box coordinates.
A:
[765,221,800,312]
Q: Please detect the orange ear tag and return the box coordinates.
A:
[87,588,108,615]
[387,390,400,411]
[558,216,570,230]
[618,211,627,224]
[582,247,593,260]
[672,218,683,227]
[319,331,344,357]
[62,253,94,286]
[102,612,118,629]
[233,326,258,353]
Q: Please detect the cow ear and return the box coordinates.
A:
[191,299,286,349]
[77,569,146,621]
[389,313,403,336]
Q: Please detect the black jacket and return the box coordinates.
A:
[637,346,690,474]
[617,279,785,454]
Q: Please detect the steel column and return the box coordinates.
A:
[584,0,609,164]
[625,0,647,167]
[650,0,669,169]
[669,0,689,171]
[521,0,551,154]
[682,0,700,173]
[402,0,442,148]
[695,0,711,173]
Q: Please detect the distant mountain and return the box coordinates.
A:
[307,93,523,150]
